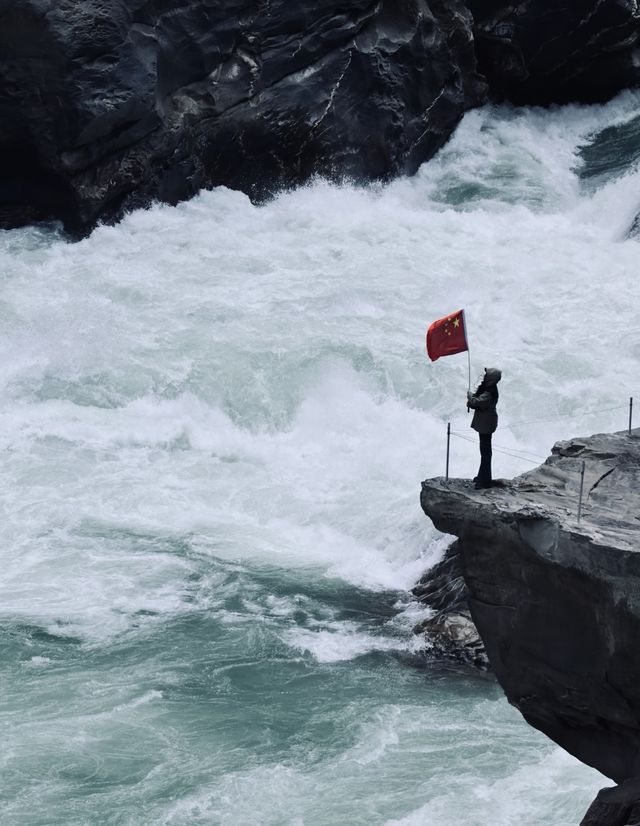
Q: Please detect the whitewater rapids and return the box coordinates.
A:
[2,91,640,825]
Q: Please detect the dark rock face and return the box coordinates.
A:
[468,0,640,104]
[2,1,640,233]
[412,541,489,669]
[580,777,640,825]
[0,0,485,233]
[421,430,640,785]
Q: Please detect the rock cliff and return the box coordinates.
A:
[2,0,640,233]
[0,0,484,232]
[420,430,640,791]
[468,0,640,105]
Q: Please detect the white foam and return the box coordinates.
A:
[26,656,51,667]
[386,747,606,826]
[283,621,426,663]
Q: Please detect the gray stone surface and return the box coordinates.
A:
[421,429,640,784]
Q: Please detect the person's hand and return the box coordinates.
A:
[467,391,473,402]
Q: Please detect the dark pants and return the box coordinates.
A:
[477,433,492,484]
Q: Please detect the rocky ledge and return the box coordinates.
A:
[420,429,640,821]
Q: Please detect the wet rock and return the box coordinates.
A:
[3,1,640,233]
[0,0,485,234]
[580,777,640,825]
[412,541,489,669]
[421,430,640,785]
[416,610,489,670]
[468,0,640,105]
[413,540,468,614]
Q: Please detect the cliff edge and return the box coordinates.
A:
[420,429,640,787]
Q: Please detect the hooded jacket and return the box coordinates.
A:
[467,368,501,434]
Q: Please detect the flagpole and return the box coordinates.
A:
[462,309,471,410]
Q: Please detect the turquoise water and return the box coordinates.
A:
[3,91,640,824]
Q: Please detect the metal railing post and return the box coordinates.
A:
[577,460,586,522]
[445,422,451,481]
[629,397,633,435]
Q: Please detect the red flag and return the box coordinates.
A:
[426,309,468,362]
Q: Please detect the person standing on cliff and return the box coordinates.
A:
[467,367,502,489]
